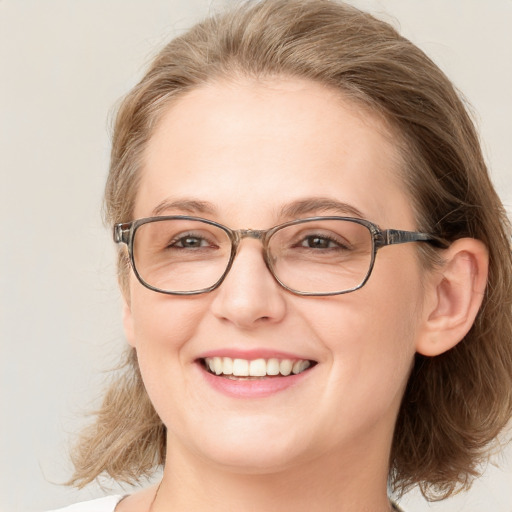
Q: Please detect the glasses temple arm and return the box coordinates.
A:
[380,229,449,248]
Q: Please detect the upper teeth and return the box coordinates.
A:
[204,357,311,377]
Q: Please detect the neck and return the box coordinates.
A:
[151,432,393,512]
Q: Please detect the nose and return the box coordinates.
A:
[210,240,287,329]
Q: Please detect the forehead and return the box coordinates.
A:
[137,77,414,228]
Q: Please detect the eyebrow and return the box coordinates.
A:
[152,198,218,217]
[151,196,365,221]
[279,197,366,219]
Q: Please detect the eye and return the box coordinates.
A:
[300,235,341,249]
[169,233,215,249]
[296,233,351,251]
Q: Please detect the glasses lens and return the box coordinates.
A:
[132,218,232,293]
[268,219,373,294]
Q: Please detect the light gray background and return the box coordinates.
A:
[1,1,511,511]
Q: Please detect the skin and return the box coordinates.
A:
[117,78,488,512]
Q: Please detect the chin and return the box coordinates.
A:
[182,416,315,473]
[199,444,305,475]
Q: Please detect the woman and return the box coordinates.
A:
[55,0,512,510]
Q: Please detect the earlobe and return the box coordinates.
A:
[122,297,136,348]
[416,238,489,357]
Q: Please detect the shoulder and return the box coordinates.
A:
[47,495,124,512]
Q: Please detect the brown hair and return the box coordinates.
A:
[71,0,512,500]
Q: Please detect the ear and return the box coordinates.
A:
[122,296,136,348]
[416,238,489,357]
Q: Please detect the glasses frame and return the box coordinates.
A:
[113,215,448,296]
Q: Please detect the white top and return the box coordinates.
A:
[48,495,124,511]
[47,494,405,511]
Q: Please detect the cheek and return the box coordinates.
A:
[361,251,424,363]
[312,251,424,411]
[314,291,418,382]
[367,254,423,373]
[129,282,205,349]
[127,288,213,428]
[127,284,206,376]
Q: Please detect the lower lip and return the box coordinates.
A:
[198,363,313,398]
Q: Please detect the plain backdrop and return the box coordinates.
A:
[1,1,511,511]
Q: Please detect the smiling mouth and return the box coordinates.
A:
[201,357,316,379]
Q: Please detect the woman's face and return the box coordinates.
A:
[124,78,428,473]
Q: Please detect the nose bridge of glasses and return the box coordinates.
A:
[230,229,271,262]
[240,228,265,239]
[233,228,267,244]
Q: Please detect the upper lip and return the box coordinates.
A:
[196,348,316,362]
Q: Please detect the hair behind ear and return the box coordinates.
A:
[392,233,512,499]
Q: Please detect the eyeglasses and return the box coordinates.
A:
[113,215,447,296]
